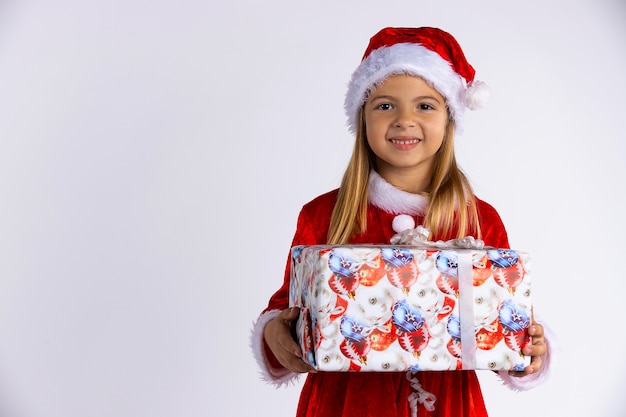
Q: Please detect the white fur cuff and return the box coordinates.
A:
[497,319,556,391]
[250,309,300,387]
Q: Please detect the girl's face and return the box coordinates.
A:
[364,74,448,192]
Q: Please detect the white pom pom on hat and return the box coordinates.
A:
[345,27,490,135]
[464,80,491,110]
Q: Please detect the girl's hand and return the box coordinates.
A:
[509,322,546,377]
[263,307,317,374]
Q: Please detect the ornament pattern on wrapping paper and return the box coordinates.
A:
[290,245,532,371]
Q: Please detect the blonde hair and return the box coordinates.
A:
[327,109,481,244]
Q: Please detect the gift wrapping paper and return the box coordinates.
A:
[289,245,532,372]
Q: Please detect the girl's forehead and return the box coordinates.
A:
[367,74,444,99]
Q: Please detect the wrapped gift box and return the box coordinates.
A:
[289,244,532,372]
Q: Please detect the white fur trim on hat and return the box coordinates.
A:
[345,43,467,135]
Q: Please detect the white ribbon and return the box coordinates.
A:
[406,371,436,416]
[390,225,486,250]
[457,251,476,369]
[391,226,487,370]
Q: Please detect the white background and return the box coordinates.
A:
[0,0,625,416]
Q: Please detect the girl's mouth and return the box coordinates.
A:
[389,137,422,150]
[389,137,421,145]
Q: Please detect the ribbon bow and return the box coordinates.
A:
[390,225,486,250]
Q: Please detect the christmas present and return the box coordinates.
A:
[289,240,532,372]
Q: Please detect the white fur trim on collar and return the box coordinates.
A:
[368,171,428,216]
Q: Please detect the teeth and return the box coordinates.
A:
[391,139,420,144]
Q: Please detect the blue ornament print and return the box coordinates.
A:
[381,247,414,268]
[340,316,371,343]
[487,249,520,268]
[291,245,305,260]
[328,249,357,278]
[498,299,530,333]
[391,300,425,333]
[447,314,462,341]
[436,251,458,278]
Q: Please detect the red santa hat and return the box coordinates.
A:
[344,27,490,134]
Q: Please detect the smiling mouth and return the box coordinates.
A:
[389,137,421,145]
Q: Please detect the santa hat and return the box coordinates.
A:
[344,27,490,134]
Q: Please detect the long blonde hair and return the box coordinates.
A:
[327,109,480,244]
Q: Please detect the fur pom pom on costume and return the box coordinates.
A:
[392,214,416,233]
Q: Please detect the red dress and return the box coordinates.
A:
[255,179,511,417]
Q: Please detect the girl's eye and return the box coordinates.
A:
[376,103,393,110]
[419,103,434,110]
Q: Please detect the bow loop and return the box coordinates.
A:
[390,226,486,250]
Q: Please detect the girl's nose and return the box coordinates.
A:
[393,109,416,128]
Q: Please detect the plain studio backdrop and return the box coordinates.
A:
[0,0,625,416]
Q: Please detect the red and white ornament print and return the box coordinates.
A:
[289,245,532,372]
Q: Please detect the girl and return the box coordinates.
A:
[251,27,552,417]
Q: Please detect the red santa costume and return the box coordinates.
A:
[251,27,553,417]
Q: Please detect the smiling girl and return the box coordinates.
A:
[252,27,552,417]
